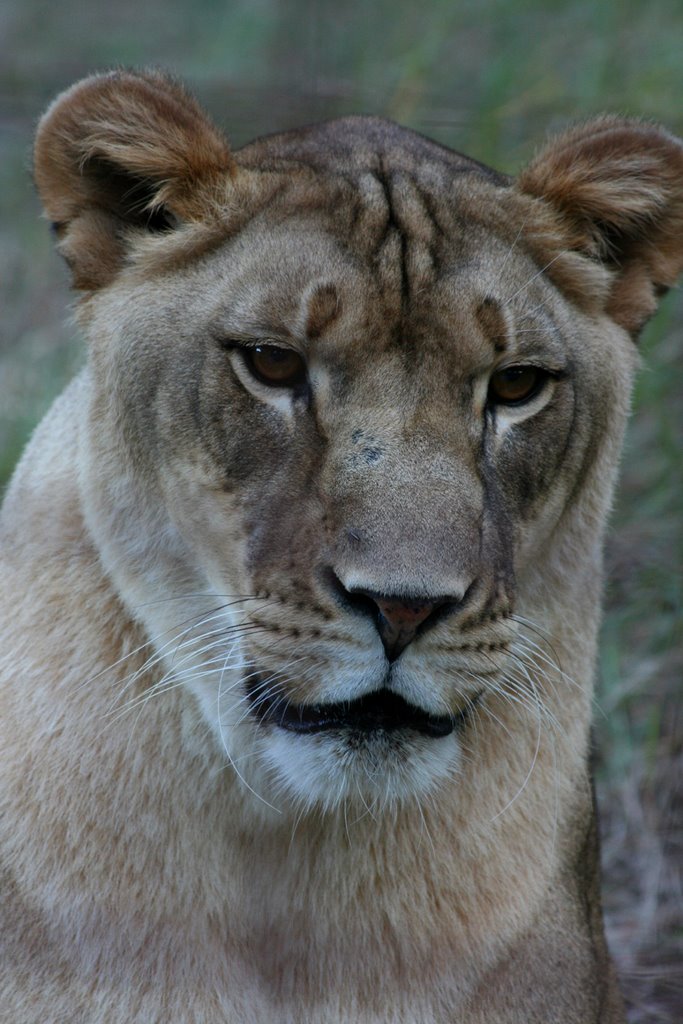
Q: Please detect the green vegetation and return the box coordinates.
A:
[1,1,681,1018]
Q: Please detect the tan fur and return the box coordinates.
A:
[3,72,683,1023]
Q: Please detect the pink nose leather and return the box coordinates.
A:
[372,596,442,660]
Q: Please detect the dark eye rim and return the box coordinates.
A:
[487,364,556,408]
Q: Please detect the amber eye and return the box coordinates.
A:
[243,345,307,390]
[488,365,545,406]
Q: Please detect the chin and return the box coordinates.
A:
[259,728,463,813]
[221,684,474,814]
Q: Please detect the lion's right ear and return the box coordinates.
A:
[34,70,234,290]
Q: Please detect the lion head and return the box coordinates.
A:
[33,72,683,813]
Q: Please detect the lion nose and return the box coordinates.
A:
[348,589,452,661]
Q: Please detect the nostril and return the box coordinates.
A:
[325,569,378,617]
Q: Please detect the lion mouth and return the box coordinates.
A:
[247,683,476,738]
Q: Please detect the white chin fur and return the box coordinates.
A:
[231,724,463,814]
[177,654,462,815]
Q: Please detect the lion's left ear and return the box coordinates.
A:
[516,117,683,336]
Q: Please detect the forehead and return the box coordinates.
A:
[179,117,574,379]
[228,113,530,292]
[206,169,561,371]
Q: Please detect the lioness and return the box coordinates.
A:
[1,70,681,1023]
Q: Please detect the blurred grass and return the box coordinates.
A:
[1,0,682,1019]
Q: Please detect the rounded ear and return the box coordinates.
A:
[34,70,234,290]
[516,117,683,336]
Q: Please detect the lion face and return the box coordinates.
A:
[34,74,683,812]
[81,192,630,811]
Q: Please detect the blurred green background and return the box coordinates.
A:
[1,0,681,1018]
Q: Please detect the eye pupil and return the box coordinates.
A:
[246,345,307,388]
[489,365,542,405]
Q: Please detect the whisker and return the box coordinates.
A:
[501,251,567,305]
[216,656,282,815]
[496,215,529,284]
[491,681,544,822]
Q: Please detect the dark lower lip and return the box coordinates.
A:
[247,682,479,738]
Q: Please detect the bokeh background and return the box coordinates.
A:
[1,1,681,1019]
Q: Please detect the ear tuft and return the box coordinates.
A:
[517,117,683,335]
[34,70,234,289]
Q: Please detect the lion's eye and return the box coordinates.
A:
[488,365,545,406]
[242,345,307,389]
